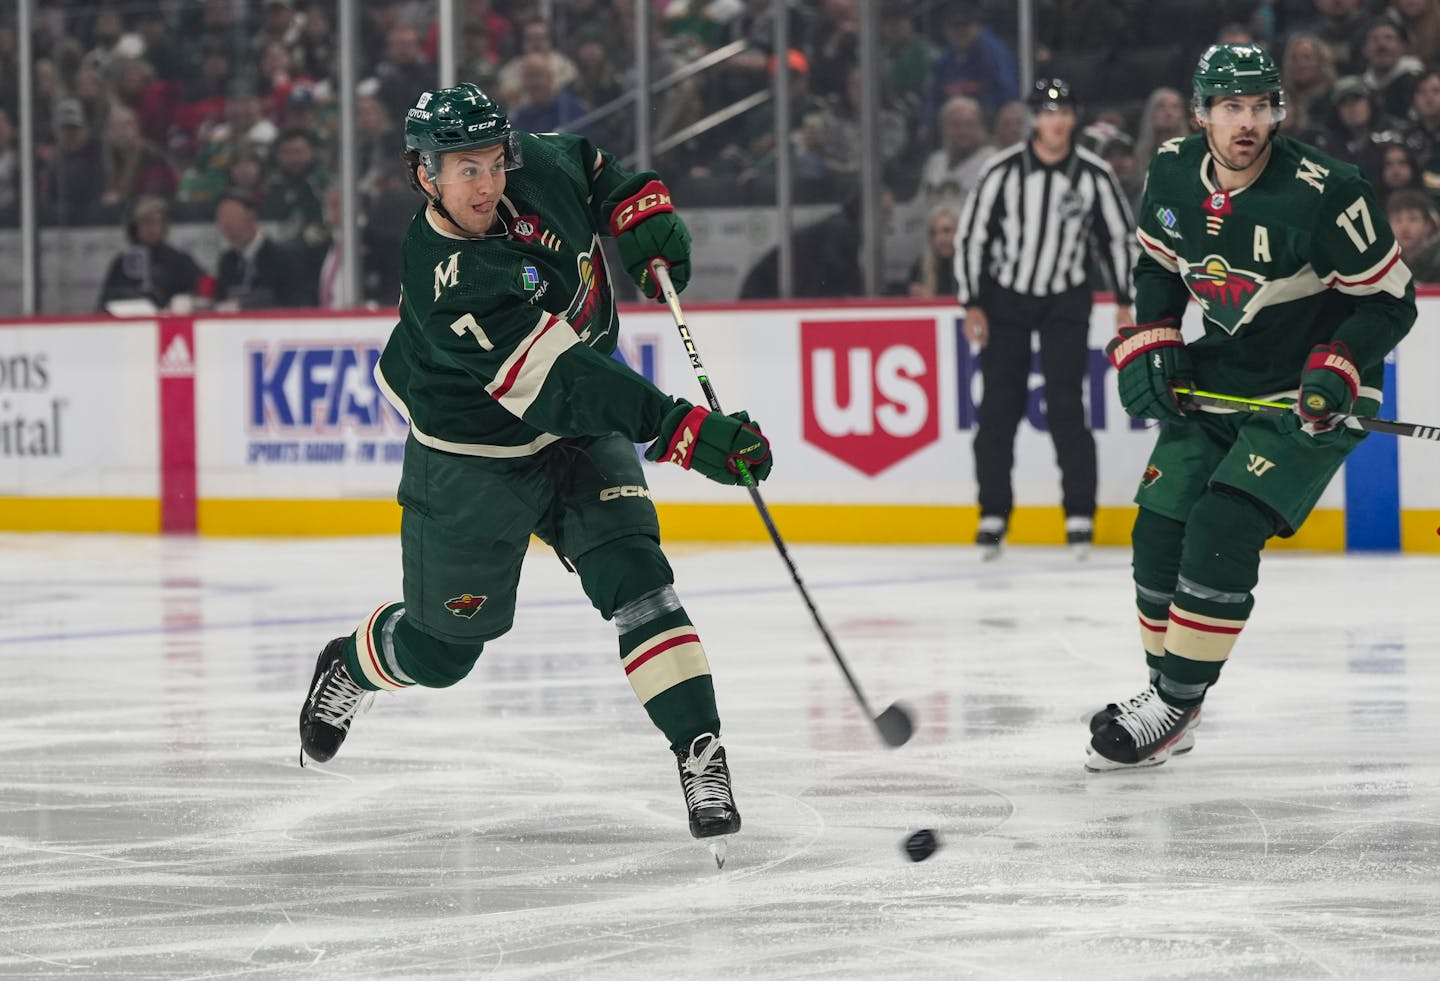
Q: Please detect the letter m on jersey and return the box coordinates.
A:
[434,251,461,299]
[801,319,940,477]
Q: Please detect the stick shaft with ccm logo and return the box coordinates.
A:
[649,262,915,748]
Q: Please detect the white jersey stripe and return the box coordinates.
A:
[485,311,581,419]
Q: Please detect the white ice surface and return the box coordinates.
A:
[2,533,1439,979]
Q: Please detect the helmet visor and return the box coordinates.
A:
[428,132,524,184]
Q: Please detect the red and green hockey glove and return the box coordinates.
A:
[644,399,772,486]
[1283,341,1360,444]
[1105,318,1193,423]
[609,179,691,300]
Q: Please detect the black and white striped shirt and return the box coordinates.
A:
[954,141,1135,306]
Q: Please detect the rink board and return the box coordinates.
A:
[1,297,1437,550]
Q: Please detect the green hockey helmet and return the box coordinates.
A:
[403,82,522,183]
[1192,43,1286,122]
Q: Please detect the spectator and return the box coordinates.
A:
[917,96,993,212]
[458,22,502,93]
[1387,0,1440,66]
[172,40,233,146]
[0,108,16,226]
[510,54,590,135]
[991,99,1027,148]
[1085,121,1142,211]
[1376,136,1424,207]
[923,2,1019,128]
[213,189,307,309]
[809,0,860,100]
[905,205,959,298]
[70,63,110,135]
[1134,88,1189,166]
[99,104,178,215]
[799,65,908,202]
[292,2,336,83]
[1281,33,1338,136]
[44,99,103,226]
[498,18,579,109]
[1359,16,1423,120]
[881,2,934,114]
[1403,69,1440,188]
[1302,0,1369,74]
[374,23,436,122]
[1385,186,1440,279]
[356,89,398,200]
[97,197,207,313]
[317,184,345,308]
[178,87,279,208]
[1315,76,1391,184]
[254,0,304,56]
[263,128,330,253]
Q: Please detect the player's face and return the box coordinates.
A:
[429,144,508,236]
[1202,94,1277,172]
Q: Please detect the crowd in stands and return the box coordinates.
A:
[3,0,1440,311]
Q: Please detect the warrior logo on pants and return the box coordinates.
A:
[445,593,488,618]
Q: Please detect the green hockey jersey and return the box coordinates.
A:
[375,132,672,457]
[1134,133,1415,398]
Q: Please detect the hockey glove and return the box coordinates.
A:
[1106,319,1193,423]
[1282,341,1360,445]
[609,179,691,300]
[645,399,772,486]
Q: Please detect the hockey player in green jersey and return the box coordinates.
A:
[1087,44,1416,770]
[297,83,772,852]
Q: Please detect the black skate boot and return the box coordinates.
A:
[975,516,1006,561]
[676,733,740,866]
[1065,516,1094,560]
[1089,686,1199,753]
[1086,686,1199,771]
[299,637,374,765]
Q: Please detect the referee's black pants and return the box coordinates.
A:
[972,284,1096,521]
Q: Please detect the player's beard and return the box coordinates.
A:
[1208,125,1273,174]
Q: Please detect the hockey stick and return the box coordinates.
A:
[649,262,914,748]
[1173,387,1440,441]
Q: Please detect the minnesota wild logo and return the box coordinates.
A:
[1140,464,1162,488]
[1183,255,1266,334]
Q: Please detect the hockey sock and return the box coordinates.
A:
[615,587,719,751]
[345,602,484,690]
[1131,506,1185,678]
[1156,488,1271,708]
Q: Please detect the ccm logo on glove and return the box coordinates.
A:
[610,181,675,235]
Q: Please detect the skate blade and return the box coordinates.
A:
[708,837,728,869]
[1070,544,1091,561]
[979,545,1002,562]
[1083,744,1171,772]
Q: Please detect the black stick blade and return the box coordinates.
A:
[875,703,915,747]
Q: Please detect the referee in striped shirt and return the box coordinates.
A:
[956,77,1136,557]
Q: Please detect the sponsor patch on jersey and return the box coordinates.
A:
[444,593,487,618]
[1140,464,1162,488]
[1183,255,1267,333]
[1157,207,1177,228]
[522,265,540,289]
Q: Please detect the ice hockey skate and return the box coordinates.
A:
[975,516,1006,561]
[298,636,375,765]
[676,732,741,867]
[1065,516,1094,560]
[1088,686,1199,755]
[1086,686,1200,771]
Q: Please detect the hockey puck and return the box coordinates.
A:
[903,828,939,862]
